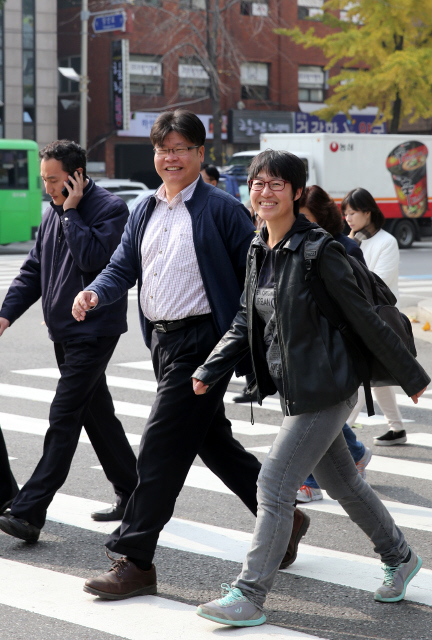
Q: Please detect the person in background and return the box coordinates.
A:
[200,163,220,186]
[0,427,18,514]
[295,185,372,503]
[342,188,406,446]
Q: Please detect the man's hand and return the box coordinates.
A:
[72,291,99,321]
[192,378,209,395]
[63,171,85,211]
[411,387,427,404]
[0,317,10,337]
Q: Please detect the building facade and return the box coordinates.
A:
[56,0,380,183]
[0,0,57,147]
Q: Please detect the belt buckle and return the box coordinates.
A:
[154,322,167,333]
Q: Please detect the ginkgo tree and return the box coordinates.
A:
[276,0,432,133]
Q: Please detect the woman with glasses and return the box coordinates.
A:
[342,188,405,446]
[191,150,429,627]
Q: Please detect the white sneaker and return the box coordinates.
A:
[355,447,372,479]
[296,485,323,503]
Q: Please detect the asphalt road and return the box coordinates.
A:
[0,243,432,640]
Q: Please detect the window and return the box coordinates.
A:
[297,0,323,20]
[59,56,81,94]
[240,62,269,100]
[22,0,36,140]
[180,0,205,9]
[298,65,325,102]
[240,1,268,16]
[130,55,163,96]
[130,0,160,5]
[0,150,29,189]
[178,58,210,98]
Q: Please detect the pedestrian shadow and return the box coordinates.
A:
[370,483,432,510]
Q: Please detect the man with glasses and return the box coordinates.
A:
[72,109,310,599]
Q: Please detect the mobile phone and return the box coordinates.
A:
[61,172,88,198]
[61,180,74,198]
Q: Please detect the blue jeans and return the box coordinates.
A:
[234,394,408,609]
[303,423,365,489]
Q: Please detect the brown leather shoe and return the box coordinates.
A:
[280,507,310,569]
[84,554,157,600]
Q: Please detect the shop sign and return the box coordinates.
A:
[118,112,227,140]
[295,112,386,134]
[229,110,295,144]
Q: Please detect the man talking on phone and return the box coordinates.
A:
[0,140,138,543]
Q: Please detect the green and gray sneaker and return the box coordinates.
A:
[197,583,266,627]
[374,549,422,603]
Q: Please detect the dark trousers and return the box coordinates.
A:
[106,317,261,563]
[0,428,19,506]
[11,336,138,529]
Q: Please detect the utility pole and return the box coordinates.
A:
[80,0,90,149]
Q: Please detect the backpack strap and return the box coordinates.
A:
[304,231,375,417]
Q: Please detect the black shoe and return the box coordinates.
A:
[232,389,257,404]
[0,497,15,515]
[91,504,125,522]
[0,513,40,543]
[373,429,407,446]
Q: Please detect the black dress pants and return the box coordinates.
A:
[11,336,138,529]
[0,428,19,507]
[106,317,261,563]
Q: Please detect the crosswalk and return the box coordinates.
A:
[1,253,432,638]
[1,356,432,638]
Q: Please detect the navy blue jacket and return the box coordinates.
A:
[0,179,129,342]
[334,232,366,264]
[86,176,255,371]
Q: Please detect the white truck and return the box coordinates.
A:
[259,133,432,248]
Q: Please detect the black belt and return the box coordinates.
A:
[152,313,212,333]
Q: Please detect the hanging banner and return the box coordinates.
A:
[112,40,130,130]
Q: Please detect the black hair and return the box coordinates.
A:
[248,149,306,215]
[201,163,220,183]
[150,109,206,147]
[298,185,344,236]
[39,140,87,176]
[341,188,385,230]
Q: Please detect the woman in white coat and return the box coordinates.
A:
[342,187,405,446]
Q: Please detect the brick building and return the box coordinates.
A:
[57,0,350,184]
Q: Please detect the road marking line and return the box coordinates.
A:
[88,463,432,534]
[0,559,322,640]
[32,492,432,609]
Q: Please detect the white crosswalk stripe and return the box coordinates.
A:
[1,250,432,637]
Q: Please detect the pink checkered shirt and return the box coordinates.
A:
[140,176,211,322]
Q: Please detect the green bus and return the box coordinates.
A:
[0,139,42,244]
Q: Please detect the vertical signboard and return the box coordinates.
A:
[112,40,130,131]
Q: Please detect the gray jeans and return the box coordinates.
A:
[234,393,408,609]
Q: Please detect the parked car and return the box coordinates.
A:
[93,179,149,192]
[116,189,156,211]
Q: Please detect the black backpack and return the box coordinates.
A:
[304,229,416,416]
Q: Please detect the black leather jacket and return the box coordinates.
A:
[193,223,430,416]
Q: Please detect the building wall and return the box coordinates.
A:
[3,0,23,139]
[56,0,347,178]
[35,0,58,148]
[2,0,57,146]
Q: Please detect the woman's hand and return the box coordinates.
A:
[192,378,208,395]
[411,387,427,404]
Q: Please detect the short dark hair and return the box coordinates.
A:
[298,185,344,236]
[150,109,206,147]
[341,188,385,230]
[39,140,87,176]
[201,163,220,183]
[248,149,306,215]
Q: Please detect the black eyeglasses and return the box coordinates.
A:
[248,179,290,191]
[153,146,200,157]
